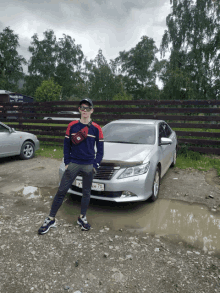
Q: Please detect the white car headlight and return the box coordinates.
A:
[117,162,150,179]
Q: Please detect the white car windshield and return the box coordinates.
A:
[103,123,155,144]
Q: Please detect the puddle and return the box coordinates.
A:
[22,186,40,199]
[62,197,220,253]
[17,186,56,199]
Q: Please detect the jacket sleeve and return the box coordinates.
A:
[64,124,72,166]
[93,126,104,170]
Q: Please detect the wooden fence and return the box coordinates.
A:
[0,100,220,155]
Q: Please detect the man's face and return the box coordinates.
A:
[78,103,94,118]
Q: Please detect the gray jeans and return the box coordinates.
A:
[49,162,94,218]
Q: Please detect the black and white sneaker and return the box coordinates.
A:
[38,217,56,235]
[77,215,91,231]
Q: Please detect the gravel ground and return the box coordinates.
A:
[0,155,220,293]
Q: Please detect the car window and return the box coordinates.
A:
[159,124,166,138]
[163,123,172,137]
[0,124,9,133]
[103,123,155,144]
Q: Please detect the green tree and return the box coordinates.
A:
[35,78,62,102]
[115,36,159,99]
[26,30,84,99]
[28,30,57,79]
[55,34,84,99]
[159,60,195,100]
[22,74,43,97]
[160,0,220,100]
[0,27,27,91]
[86,50,121,101]
[0,55,6,89]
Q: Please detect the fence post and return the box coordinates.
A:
[18,103,23,128]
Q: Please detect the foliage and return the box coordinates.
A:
[112,90,133,102]
[55,34,84,99]
[0,58,6,89]
[176,150,220,176]
[115,36,159,99]
[28,30,57,79]
[26,30,84,99]
[22,74,43,97]
[178,145,202,160]
[0,27,27,91]
[117,36,158,85]
[160,0,220,100]
[34,78,62,102]
[86,50,121,101]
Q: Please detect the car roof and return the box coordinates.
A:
[108,119,164,125]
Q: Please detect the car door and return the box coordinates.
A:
[0,124,19,157]
[158,123,172,177]
[163,122,175,166]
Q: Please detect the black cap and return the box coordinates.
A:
[79,98,93,107]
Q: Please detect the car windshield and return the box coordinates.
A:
[103,123,155,144]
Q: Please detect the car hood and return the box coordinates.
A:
[13,130,35,137]
[101,142,154,166]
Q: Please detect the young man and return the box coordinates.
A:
[38,98,104,234]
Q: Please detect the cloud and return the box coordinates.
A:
[1,0,171,68]
[2,0,168,28]
[0,21,4,31]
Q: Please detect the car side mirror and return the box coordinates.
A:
[9,128,15,133]
[160,137,172,145]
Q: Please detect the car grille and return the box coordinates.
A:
[78,165,118,180]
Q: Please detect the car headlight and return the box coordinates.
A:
[117,162,150,179]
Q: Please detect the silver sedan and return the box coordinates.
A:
[0,122,40,160]
[43,111,80,121]
[59,119,177,202]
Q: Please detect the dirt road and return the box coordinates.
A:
[0,155,220,293]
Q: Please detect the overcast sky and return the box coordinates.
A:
[0,0,171,87]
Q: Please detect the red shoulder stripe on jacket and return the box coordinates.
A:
[92,122,104,140]
[65,120,79,136]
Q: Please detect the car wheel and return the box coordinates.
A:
[150,166,160,202]
[171,148,177,167]
[19,141,35,160]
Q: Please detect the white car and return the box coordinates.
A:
[0,122,40,160]
[59,119,177,202]
[43,111,80,121]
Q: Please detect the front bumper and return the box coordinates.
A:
[35,139,40,152]
[59,164,153,202]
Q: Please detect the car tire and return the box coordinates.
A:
[19,141,35,160]
[150,166,160,202]
[170,148,177,167]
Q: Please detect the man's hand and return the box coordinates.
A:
[65,165,69,170]
[93,167,97,174]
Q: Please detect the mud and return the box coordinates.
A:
[0,155,220,293]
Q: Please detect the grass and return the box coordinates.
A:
[35,143,64,160]
[176,148,220,176]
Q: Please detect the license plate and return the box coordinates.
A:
[74,179,104,191]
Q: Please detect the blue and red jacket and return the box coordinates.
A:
[64,120,104,170]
